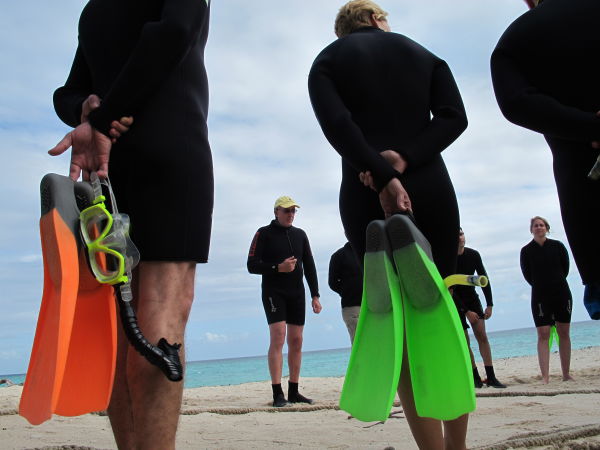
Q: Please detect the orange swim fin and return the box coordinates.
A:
[19,174,116,425]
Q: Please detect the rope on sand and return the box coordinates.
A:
[473,424,600,450]
[181,402,341,415]
[24,446,111,450]
[476,388,600,398]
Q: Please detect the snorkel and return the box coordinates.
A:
[79,173,184,382]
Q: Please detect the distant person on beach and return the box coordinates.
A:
[247,196,322,407]
[308,0,469,447]
[454,228,506,389]
[49,1,213,448]
[491,0,600,321]
[0,379,14,386]
[329,242,363,343]
[520,216,574,383]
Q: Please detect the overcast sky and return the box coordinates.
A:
[0,0,589,375]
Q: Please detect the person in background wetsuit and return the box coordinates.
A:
[520,216,574,383]
[329,242,363,343]
[491,0,600,321]
[247,196,322,407]
[454,229,506,389]
[49,1,213,448]
[308,1,468,448]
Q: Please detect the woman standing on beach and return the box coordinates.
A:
[520,216,574,384]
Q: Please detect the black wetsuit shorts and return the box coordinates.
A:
[531,292,572,327]
[262,288,306,326]
[463,296,485,320]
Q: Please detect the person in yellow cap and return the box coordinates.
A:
[247,196,322,407]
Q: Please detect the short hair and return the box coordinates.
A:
[334,0,388,38]
[529,216,550,232]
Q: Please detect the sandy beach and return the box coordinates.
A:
[1,346,599,450]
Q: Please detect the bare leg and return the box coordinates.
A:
[107,309,135,450]
[471,320,492,367]
[267,321,286,384]
[397,340,444,449]
[536,325,551,383]
[555,322,573,381]
[121,261,196,450]
[464,330,476,368]
[286,324,304,383]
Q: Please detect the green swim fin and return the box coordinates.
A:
[549,324,559,351]
[339,220,403,422]
[386,214,475,421]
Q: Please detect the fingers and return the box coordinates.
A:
[48,132,73,156]
[119,116,134,126]
[358,171,376,190]
[96,161,109,180]
[81,94,101,123]
[69,163,82,181]
[109,116,134,141]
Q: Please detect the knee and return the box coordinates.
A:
[270,331,286,349]
[287,334,303,351]
[476,333,489,345]
[537,330,550,341]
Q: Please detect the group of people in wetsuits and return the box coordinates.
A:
[50,0,598,448]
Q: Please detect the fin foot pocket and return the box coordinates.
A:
[385,215,441,309]
[364,220,392,314]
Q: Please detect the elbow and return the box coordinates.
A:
[457,113,468,135]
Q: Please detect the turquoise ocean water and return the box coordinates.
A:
[2,320,598,389]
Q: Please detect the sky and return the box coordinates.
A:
[0,0,590,375]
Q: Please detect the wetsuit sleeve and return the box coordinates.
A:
[247,229,278,275]
[491,49,600,141]
[308,58,398,192]
[520,246,532,286]
[328,251,342,295]
[53,45,92,128]
[396,60,468,169]
[559,241,570,278]
[473,250,493,307]
[86,0,210,136]
[302,234,320,298]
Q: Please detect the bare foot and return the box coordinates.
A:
[563,374,575,382]
[542,376,550,384]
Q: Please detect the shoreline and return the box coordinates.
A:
[1,346,599,449]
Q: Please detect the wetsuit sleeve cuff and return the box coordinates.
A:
[88,107,114,138]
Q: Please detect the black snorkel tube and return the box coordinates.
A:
[114,284,183,382]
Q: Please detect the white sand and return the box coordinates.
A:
[1,346,599,449]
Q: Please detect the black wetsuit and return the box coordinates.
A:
[247,220,319,325]
[491,0,600,285]
[453,247,493,329]
[54,0,213,262]
[520,238,572,327]
[328,242,363,309]
[308,27,467,277]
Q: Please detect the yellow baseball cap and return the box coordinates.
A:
[274,195,300,209]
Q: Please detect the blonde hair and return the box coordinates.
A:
[530,216,550,232]
[334,0,388,38]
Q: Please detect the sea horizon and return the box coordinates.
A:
[2,320,598,388]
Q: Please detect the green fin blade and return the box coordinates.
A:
[340,220,403,422]
[386,214,475,420]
